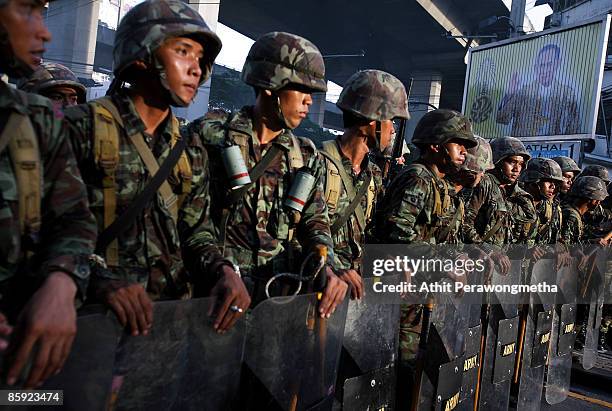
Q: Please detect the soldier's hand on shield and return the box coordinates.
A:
[5,272,77,388]
[319,267,348,319]
[0,312,12,352]
[103,283,153,337]
[529,246,546,262]
[208,265,250,333]
[555,248,572,270]
[338,269,364,300]
[488,251,511,275]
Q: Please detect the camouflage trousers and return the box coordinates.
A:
[400,303,423,363]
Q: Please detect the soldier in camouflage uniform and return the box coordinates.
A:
[520,158,564,246]
[374,110,476,400]
[64,0,242,335]
[0,0,97,387]
[576,165,612,243]
[18,62,86,108]
[184,32,347,321]
[462,137,534,271]
[320,69,409,299]
[448,135,494,195]
[552,156,581,202]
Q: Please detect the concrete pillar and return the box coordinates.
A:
[309,92,326,127]
[45,0,101,79]
[406,71,442,143]
[174,0,220,121]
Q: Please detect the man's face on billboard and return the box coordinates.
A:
[536,48,560,87]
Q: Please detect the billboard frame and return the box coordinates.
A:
[461,14,611,140]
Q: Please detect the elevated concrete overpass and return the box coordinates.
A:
[219,0,511,135]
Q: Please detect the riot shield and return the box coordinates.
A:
[513,258,556,411]
[110,297,246,411]
[335,275,400,410]
[241,293,348,411]
[412,278,470,411]
[476,258,521,411]
[581,248,608,370]
[456,260,485,411]
[544,258,578,405]
[39,312,120,411]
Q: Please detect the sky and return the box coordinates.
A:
[98,0,554,103]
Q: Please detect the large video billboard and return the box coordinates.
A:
[462,16,610,139]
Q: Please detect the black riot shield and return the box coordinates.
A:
[38,312,120,411]
[513,258,556,411]
[110,297,246,411]
[335,275,400,410]
[544,259,578,405]
[241,293,348,411]
[456,262,484,411]
[413,279,470,411]
[581,248,608,370]
[476,258,521,411]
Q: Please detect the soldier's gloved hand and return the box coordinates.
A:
[208,265,250,334]
[103,283,153,337]
[488,251,511,276]
[319,267,348,319]
[338,269,364,300]
[5,272,77,389]
[0,312,13,352]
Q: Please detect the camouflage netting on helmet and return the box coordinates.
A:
[521,157,563,184]
[241,31,327,93]
[552,156,581,174]
[336,70,409,122]
[411,109,477,149]
[461,136,494,173]
[578,165,610,184]
[569,176,608,201]
[18,62,86,102]
[113,0,221,84]
[490,136,531,164]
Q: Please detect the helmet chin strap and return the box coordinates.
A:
[0,24,35,78]
[273,94,291,130]
[152,55,192,107]
[441,144,462,174]
[369,121,384,157]
[495,162,515,184]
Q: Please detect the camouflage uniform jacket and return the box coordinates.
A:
[65,90,208,300]
[0,81,96,313]
[463,172,535,249]
[559,203,584,245]
[525,198,562,246]
[584,203,612,240]
[183,106,334,283]
[321,138,382,272]
[375,161,462,245]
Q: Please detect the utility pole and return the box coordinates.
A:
[509,0,527,37]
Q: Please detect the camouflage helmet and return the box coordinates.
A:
[490,136,531,164]
[521,157,563,184]
[411,109,477,149]
[113,0,222,85]
[461,136,494,173]
[18,62,86,103]
[336,70,409,121]
[569,176,608,201]
[242,32,327,93]
[552,156,581,174]
[577,165,610,184]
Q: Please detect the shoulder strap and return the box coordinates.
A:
[365,174,376,220]
[321,140,341,210]
[96,135,187,258]
[3,111,41,235]
[437,199,465,241]
[481,218,505,242]
[320,140,368,232]
[94,98,180,223]
[330,172,372,235]
[289,135,305,169]
[0,110,12,155]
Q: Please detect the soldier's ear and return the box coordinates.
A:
[430,144,441,153]
[133,60,148,70]
[263,89,273,97]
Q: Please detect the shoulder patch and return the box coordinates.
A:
[296,135,317,152]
